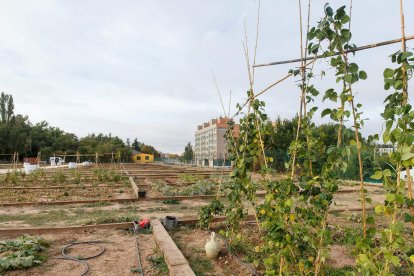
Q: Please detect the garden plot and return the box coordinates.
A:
[0,199,210,228]
[1,229,164,276]
[168,222,355,275]
[0,166,133,203]
[0,167,127,187]
[331,185,386,210]
[124,163,229,180]
[169,224,260,276]
[169,206,414,276]
[136,177,222,198]
[122,163,229,199]
[0,186,131,203]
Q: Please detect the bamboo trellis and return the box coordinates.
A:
[235,0,412,240]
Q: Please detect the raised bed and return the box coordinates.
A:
[0,186,133,203]
[1,228,160,276]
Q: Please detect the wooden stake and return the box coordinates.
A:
[400,0,413,236]
[254,35,414,67]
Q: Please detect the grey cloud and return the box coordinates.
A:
[0,0,413,153]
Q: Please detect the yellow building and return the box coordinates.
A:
[131,151,154,164]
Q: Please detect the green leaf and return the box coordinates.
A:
[359,71,367,80]
[401,152,414,161]
[344,74,353,83]
[321,108,332,118]
[366,216,375,224]
[384,81,391,90]
[393,80,403,90]
[383,68,394,78]
[383,169,392,177]
[325,5,333,16]
[349,63,359,73]
[400,51,413,61]
[386,193,396,202]
[396,194,405,204]
[383,130,391,143]
[375,205,385,214]
[341,29,351,41]
[341,15,350,24]
[370,170,383,180]
[390,255,400,266]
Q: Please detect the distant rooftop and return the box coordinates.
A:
[196,117,232,131]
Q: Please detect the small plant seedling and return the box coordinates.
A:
[130,267,142,273]
[162,199,180,205]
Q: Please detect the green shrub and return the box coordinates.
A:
[52,170,66,183]
[180,181,216,196]
[198,199,225,228]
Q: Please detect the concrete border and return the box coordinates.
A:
[0,207,374,236]
[152,220,195,276]
[129,177,139,198]
[0,184,125,190]
[0,222,133,236]
[0,195,218,207]
[0,198,138,207]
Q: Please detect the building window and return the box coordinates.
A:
[145,156,149,160]
[136,156,141,160]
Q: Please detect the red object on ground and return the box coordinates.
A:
[139,219,150,229]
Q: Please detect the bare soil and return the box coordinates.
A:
[169,226,254,276]
[4,228,160,276]
[326,245,355,268]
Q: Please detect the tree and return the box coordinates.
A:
[140,144,160,158]
[0,93,157,163]
[132,138,141,151]
[0,93,31,155]
[182,142,194,163]
[264,116,298,171]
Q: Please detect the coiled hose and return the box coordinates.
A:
[54,240,108,276]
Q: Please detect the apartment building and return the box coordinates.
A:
[194,117,238,167]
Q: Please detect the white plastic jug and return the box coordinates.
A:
[24,164,38,174]
[205,232,220,259]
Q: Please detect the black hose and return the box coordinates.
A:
[132,227,145,276]
[54,240,107,276]
[62,241,105,260]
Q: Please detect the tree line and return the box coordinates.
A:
[0,92,160,162]
[179,115,389,180]
[263,116,391,181]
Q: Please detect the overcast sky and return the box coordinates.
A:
[0,0,413,153]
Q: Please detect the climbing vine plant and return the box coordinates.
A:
[199,2,414,275]
[224,90,271,241]
[357,50,414,275]
[308,4,371,239]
